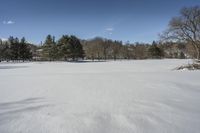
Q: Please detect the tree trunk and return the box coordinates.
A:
[191,42,200,60]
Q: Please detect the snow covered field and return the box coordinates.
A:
[0,59,200,133]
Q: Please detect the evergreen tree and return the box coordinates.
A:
[58,35,84,61]
[0,40,11,61]
[42,35,54,60]
[9,36,20,60]
[68,36,84,60]
[19,37,32,61]
[58,35,70,60]
[179,51,186,59]
[148,41,163,59]
[51,38,59,60]
[4,41,11,61]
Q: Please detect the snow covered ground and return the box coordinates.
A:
[0,59,200,133]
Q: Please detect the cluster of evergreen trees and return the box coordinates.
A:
[41,35,84,61]
[0,37,32,62]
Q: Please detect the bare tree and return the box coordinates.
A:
[83,37,104,60]
[111,41,122,60]
[162,6,200,60]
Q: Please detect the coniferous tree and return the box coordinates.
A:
[58,35,70,60]
[58,35,84,61]
[3,42,11,61]
[179,51,186,59]
[42,35,54,61]
[19,37,32,61]
[9,37,20,60]
[148,41,163,59]
[68,36,84,60]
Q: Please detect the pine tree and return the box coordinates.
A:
[58,35,70,60]
[51,37,59,60]
[19,37,32,61]
[3,42,11,61]
[68,36,84,61]
[148,41,163,59]
[57,35,84,61]
[179,51,185,59]
[42,35,54,61]
[9,36,20,60]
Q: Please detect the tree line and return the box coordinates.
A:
[0,5,200,61]
[0,37,32,62]
[0,35,192,62]
[37,36,189,61]
[82,39,186,60]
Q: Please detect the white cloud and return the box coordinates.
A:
[106,28,114,31]
[7,20,15,24]
[105,27,114,35]
[3,20,15,25]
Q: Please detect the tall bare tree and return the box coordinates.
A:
[162,6,200,60]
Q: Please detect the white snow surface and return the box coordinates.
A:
[0,59,200,133]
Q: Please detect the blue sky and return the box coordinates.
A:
[0,0,199,44]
